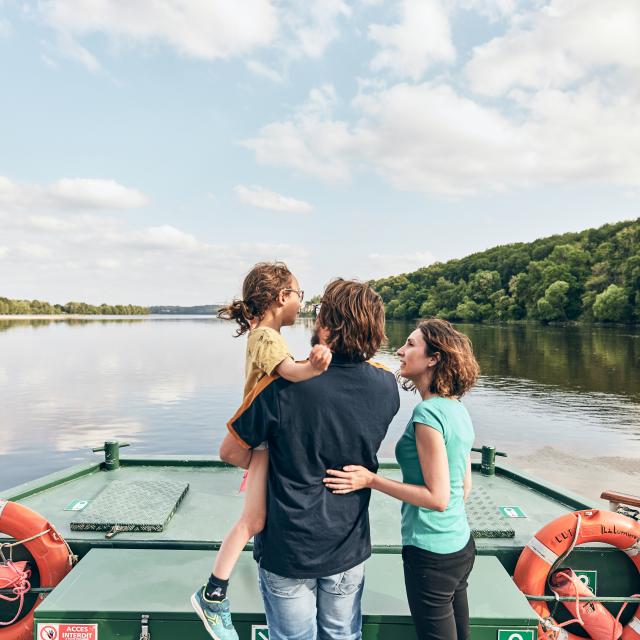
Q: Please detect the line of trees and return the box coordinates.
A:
[0,298,149,315]
[371,218,640,324]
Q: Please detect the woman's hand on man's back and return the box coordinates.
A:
[323,465,374,493]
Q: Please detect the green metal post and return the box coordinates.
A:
[472,445,507,476]
[482,446,496,475]
[104,441,120,471]
[92,441,130,471]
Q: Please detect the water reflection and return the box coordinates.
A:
[385,321,640,401]
[0,317,148,331]
[0,317,638,500]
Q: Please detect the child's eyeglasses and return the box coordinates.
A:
[283,288,304,302]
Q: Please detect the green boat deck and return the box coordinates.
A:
[3,456,592,560]
[34,550,537,640]
[3,455,639,639]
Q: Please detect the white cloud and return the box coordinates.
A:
[50,178,149,209]
[41,54,60,68]
[0,176,149,211]
[56,32,101,71]
[96,258,120,269]
[358,81,640,193]
[234,185,312,213]
[245,82,519,194]
[454,0,517,21]
[246,59,284,83]
[243,85,355,182]
[283,0,351,59]
[0,176,28,207]
[246,79,640,196]
[38,1,354,78]
[466,0,640,96]
[0,209,309,305]
[516,83,640,186]
[369,0,455,80]
[17,242,52,258]
[353,82,521,195]
[367,251,436,278]
[41,0,279,61]
[127,225,199,251]
[25,215,74,231]
[0,17,11,37]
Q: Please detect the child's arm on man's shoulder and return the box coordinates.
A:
[275,345,332,382]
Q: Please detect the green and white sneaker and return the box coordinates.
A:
[190,588,239,640]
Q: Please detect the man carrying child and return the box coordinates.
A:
[220,278,400,640]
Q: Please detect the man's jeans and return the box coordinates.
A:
[258,562,365,640]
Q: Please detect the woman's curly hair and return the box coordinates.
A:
[218,261,293,336]
[401,318,480,397]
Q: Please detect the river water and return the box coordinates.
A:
[0,317,638,502]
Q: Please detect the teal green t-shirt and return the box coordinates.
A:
[395,397,475,554]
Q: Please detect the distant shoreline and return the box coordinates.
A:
[0,314,635,327]
[0,313,319,320]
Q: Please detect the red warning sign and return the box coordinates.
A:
[38,623,98,640]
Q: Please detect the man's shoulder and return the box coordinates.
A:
[364,360,400,409]
[365,359,393,374]
[338,359,399,393]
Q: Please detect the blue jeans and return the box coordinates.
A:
[258,562,365,640]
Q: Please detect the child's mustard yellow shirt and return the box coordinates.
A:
[244,327,292,398]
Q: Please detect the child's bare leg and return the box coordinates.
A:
[213,449,268,579]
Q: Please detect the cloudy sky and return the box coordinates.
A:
[1,0,639,306]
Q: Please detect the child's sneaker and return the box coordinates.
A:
[190,587,239,640]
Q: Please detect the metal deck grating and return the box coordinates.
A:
[70,479,189,535]
[467,485,515,538]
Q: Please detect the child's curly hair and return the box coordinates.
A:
[218,262,293,336]
[401,318,480,397]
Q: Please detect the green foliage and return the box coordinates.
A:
[0,297,148,315]
[536,280,570,322]
[592,285,629,322]
[371,218,640,324]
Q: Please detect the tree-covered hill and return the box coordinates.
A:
[371,218,640,323]
[0,298,148,315]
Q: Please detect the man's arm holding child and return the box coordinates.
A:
[219,380,280,468]
[219,434,252,469]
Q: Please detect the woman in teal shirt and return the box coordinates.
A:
[324,318,479,640]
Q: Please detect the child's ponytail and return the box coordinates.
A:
[217,299,254,336]
[218,261,293,336]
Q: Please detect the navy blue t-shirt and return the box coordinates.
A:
[228,354,400,578]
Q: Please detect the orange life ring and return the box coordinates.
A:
[0,500,73,640]
[513,509,640,640]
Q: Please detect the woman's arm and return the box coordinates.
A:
[463,455,472,501]
[275,345,332,382]
[323,423,451,511]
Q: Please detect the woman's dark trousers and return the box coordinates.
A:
[402,536,476,640]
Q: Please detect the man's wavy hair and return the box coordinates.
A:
[317,279,385,361]
[400,318,480,397]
